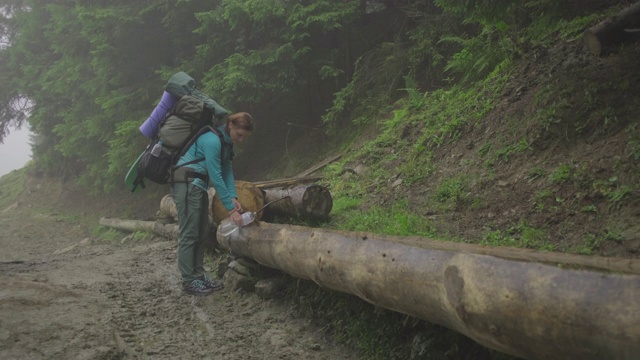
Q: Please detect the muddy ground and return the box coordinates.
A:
[0,177,361,360]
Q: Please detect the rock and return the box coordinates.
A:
[228,260,252,276]
[223,268,256,293]
[53,243,78,255]
[2,202,19,214]
[255,278,285,300]
[353,164,369,175]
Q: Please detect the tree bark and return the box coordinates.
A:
[263,184,333,220]
[584,1,640,56]
[217,222,640,360]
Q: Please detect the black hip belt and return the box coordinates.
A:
[172,166,208,184]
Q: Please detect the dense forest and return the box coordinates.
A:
[0,0,630,186]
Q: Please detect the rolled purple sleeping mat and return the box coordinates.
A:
[139,91,177,138]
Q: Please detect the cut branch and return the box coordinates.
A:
[251,175,323,190]
[295,154,342,177]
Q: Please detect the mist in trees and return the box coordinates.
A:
[0,0,597,190]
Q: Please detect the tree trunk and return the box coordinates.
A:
[263,184,332,220]
[584,1,640,56]
[210,180,265,223]
[159,194,178,220]
[217,222,640,360]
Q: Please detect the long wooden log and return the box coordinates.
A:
[217,222,640,360]
[263,184,332,220]
[584,1,640,56]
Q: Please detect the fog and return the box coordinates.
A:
[0,126,32,177]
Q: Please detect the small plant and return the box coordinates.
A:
[433,176,469,208]
[592,177,633,210]
[481,223,550,250]
[492,138,532,163]
[96,228,124,241]
[576,233,602,255]
[581,204,597,213]
[525,168,546,183]
[628,138,640,161]
[534,189,553,201]
[478,142,491,157]
[548,163,573,184]
[606,186,631,209]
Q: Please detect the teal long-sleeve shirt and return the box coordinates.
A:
[176,126,237,211]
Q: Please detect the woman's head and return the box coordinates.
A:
[225,112,253,144]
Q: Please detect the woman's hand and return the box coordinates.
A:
[229,209,242,225]
[232,198,243,213]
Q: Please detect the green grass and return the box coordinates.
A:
[480,222,552,251]
[0,168,27,209]
[548,163,573,184]
[331,200,435,237]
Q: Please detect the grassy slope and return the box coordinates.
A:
[304,30,640,260]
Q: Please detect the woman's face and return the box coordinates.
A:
[228,122,251,144]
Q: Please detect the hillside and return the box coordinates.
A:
[267,36,640,260]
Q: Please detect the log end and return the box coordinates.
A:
[301,185,333,219]
[583,29,602,57]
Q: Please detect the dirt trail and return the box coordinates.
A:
[0,203,359,360]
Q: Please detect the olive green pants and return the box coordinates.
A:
[171,182,209,286]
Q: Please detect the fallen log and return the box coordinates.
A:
[158,181,331,222]
[99,217,179,239]
[157,180,265,223]
[584,1,640,56]
[217,222,640,360]
[263,184,332,220]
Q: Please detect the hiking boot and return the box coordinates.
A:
[183,279,214,296]
[201,274,224,291]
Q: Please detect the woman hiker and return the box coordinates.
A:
[172,112,254,296]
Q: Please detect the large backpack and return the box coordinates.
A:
[164,71,229,120]
[131,95,230,191]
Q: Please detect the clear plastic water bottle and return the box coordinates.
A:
[218,211,257,237]
[150,140,163,157]
[240,211,257,226]
[218,218,238,236]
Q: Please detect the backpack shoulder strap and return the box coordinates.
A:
[174,125,227,169]
[209,126,231,163]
